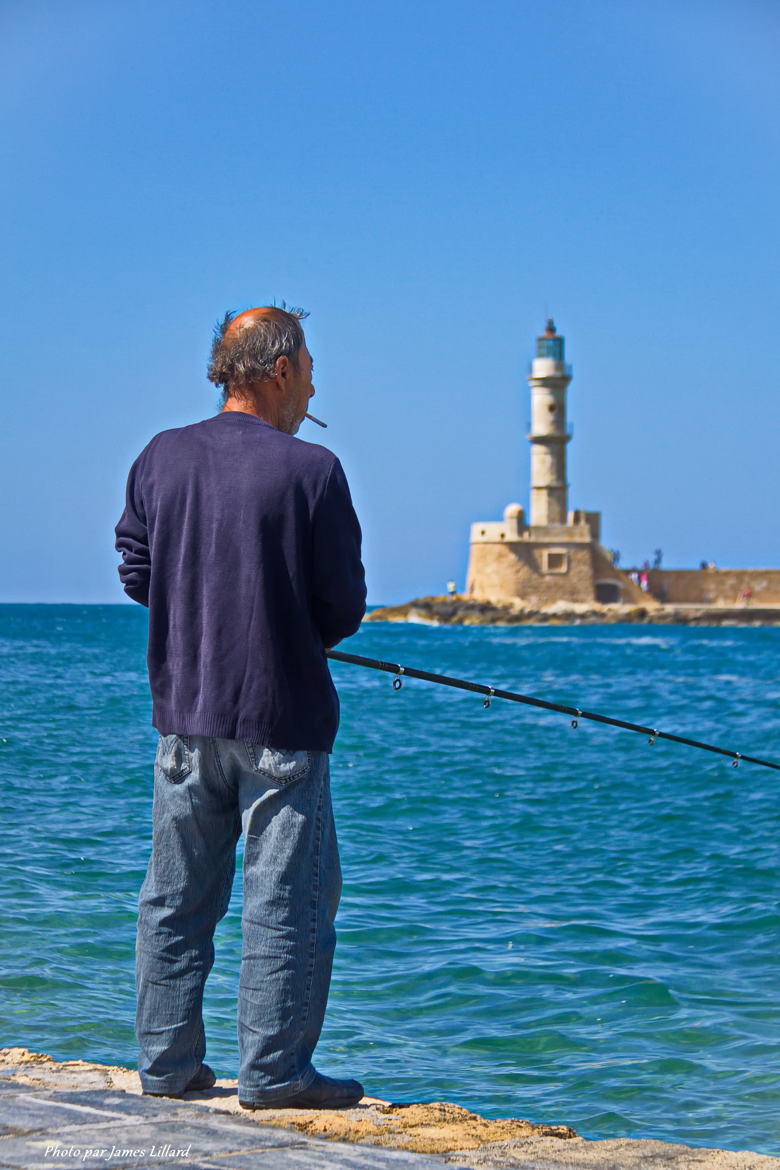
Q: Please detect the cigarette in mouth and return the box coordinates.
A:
[305,412,327,428]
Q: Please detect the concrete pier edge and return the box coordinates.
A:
[1,1049,777,1169]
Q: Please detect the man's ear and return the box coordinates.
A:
[274,354,290,382]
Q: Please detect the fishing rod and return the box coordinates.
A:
[326,649,780,772]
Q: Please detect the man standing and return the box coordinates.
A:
[115,306,367,1109]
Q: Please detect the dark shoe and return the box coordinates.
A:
[143,1063,217,1098]
[239,1071,364,1111]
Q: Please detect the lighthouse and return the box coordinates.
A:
[528,319,571,527]
[465,316,643,606]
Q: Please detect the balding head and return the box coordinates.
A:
[224,307,286,337]
[208,305,309,401]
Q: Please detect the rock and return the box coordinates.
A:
[365,598,780,627]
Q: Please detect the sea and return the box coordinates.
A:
[1,604,779,1154]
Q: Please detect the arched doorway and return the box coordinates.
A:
[595,581,621,604]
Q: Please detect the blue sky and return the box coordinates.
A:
[2,0,778,604]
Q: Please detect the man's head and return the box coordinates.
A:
[208,306,315,434]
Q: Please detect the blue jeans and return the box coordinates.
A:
[135,734,341,1102]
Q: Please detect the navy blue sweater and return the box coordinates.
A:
[115,412,366,751]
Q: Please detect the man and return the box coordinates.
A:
[115,306,367,1110]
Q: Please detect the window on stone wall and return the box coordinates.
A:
[544,550,568,573]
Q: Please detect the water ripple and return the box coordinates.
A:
[1,607,779,1153]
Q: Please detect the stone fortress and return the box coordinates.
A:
[464,320,780,611]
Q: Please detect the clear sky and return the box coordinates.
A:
[2,0,778,604]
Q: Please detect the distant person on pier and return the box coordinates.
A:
[115,306,366,1110]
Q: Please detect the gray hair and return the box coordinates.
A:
[207,305,310,400]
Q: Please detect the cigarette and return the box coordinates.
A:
[305,412,327,428]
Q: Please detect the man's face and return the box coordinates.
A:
[283,343,315,435]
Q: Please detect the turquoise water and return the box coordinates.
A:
[1,605,779,1153]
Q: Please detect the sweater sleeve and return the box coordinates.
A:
[311,458,367,647]
[115,454,151,607]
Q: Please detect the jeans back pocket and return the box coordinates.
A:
[156,734,192,783]
[245,744,311,786]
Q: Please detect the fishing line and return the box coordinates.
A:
[326,649,780,771]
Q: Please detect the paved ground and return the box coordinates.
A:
[0,1079,458,1170]
[2,1054,778,1170]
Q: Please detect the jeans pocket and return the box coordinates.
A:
[156,734,192,783]
[244,744,311,786]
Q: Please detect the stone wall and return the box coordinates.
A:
[466,540,596,603]
[591,546,656,606]
[466,538,658,607]
[466,549,780,608]
[648,569,780,605]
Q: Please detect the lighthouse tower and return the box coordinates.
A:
[465,316,645,606]
[528,319,572,526]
